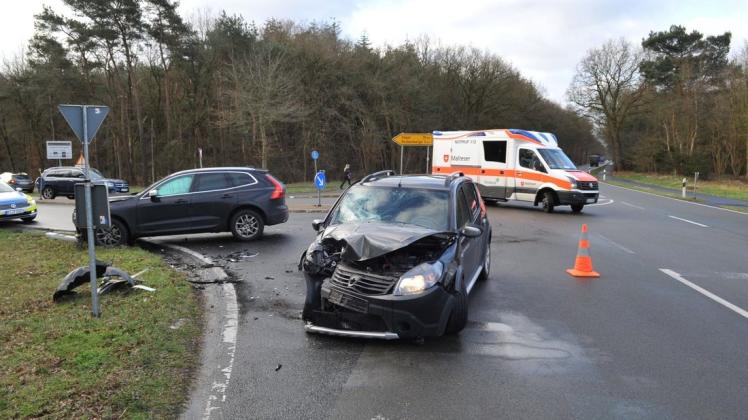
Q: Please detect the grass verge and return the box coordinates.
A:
[0,229,201,418]
[613,171,748,202]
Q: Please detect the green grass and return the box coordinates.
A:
[613,171,748,201]
[284,182,318,194]
[0,229,201,418]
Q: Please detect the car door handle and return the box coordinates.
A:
[175,199,188,204]
[499,171,504,175]
[221,194,233,199]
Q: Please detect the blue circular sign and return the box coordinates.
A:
[311,150,320,160]
[314,170,326,190]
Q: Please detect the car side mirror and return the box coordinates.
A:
[312,219,323,232]
[461,225,482,238]
[15,187,23,192]
[148,189,159,201]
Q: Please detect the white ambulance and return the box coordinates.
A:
[431,129,599,213]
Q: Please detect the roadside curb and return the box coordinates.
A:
[140,240,239,420]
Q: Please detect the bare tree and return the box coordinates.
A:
[567,39,644,168]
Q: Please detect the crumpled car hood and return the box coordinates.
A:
[321,221,452,261]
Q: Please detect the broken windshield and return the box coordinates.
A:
[330,186,449,231]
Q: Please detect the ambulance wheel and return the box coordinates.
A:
[571,204,584,213]
[541,191,555,213]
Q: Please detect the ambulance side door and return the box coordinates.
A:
[514,147,547,202]
[478,140,508,199]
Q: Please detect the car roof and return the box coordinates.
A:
[360,174,465,191]
[169,167,264,177]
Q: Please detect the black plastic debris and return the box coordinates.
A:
[53,262,152,302]
[275,364,282,371]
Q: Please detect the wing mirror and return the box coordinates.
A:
[312,219,323,232]
[460,225,483,238]
[15,187,23,192]
[148,189,159,201]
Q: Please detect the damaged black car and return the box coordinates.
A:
[301,170,491,339]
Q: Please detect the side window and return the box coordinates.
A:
[71,170,85,179]
[193,173,230,192]
[226,172,255,187]
[483,141,507,163]
[465,184,482,221]
[157,175,194,197]
[50,170,68,178]
[456,188,471,228]
[519,149,546,173]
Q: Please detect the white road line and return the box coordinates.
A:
[620,201,645,210]
[660,269,748,319]
[596,234,636,254]
[668,215,709,228]
[588,199,615,206]
[603,182,747,215]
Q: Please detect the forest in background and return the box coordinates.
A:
[0,0,599,185]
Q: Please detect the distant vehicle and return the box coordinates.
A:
[79,167,288,246]
[0,182,37,223]
[35,166,128,199]
[432,129,599,213]
[0,172,34,193]
[301,170,491,339]
[589,154,602,167]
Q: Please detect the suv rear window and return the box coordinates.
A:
[193,173,230,192]
[330,186,449,231]
[226,172,256,187]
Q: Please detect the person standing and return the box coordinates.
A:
[340,163,352,189]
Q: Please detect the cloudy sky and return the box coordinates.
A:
[2,0,747,103]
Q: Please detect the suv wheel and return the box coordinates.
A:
[541,190,555,213]
[479,241,491,281]
[41,186,55,199]
[95,219,129,246]
[445,287,468,335]
[231,209,264,241]
[571,204,584,213]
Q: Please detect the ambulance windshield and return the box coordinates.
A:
[538,149,576,170]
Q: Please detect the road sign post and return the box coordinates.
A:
[314,170,326,207]
[311,151,320,205]
[59,104,109,318]
[391,133,433,175]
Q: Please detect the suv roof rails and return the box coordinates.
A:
[445,171,465,186]
[361,170,397,183]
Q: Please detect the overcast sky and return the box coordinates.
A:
[2,0,747,103]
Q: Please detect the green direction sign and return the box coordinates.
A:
[58,105,110,144]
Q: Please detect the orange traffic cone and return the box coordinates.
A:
[566,224,600,277]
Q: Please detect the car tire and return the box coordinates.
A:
[479,240,491,281]
[21,216,36,224]
[541,190,555,213]
[230,209,264,241]
[41,186,55,200]
[95,218,129,246]
[445,287,469,335]
[571,204,584,213]
[67,195,75,200]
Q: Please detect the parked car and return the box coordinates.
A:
[0,181,37,223]
[79,167,288,246]
[301,170,491,339]
[0,172,35,193]
[36,166,128,199]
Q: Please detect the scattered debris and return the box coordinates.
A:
[274,364,282,371]
[265,276,275,280]
[53,262,154,302]
[170,318,188,330]
[45,232,77,242]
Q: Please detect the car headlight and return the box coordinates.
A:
[567,176,577,189]
[393,261,444,296]
[106,182,114,187]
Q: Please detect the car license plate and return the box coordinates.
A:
[328,289,368,313]
[4,208,23,215]
[586,198,596,204]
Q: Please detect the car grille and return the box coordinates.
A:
[0,201,28,210]
[577,181,598,191]
[330,265,399,296]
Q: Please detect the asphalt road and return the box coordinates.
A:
[143,183,748,420]
[7,184,747,419]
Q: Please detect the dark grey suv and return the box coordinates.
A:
[301,170,491,339]
[84,167,288,245]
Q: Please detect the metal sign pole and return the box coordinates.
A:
[400,145,403,175]
[82,106,100,317]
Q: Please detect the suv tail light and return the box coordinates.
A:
[266,174,285,200]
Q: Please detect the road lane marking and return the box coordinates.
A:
[588,199,614,207]
[620,201,645,210]
[596,234,636,254]
[668,215,709,228]
[660,269,748,319]
[603,182,747,215]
